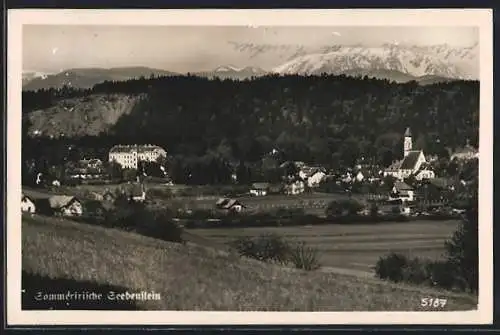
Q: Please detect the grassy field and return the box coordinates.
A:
[189,220,460,273]
[22,214,475,311]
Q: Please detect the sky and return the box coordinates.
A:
[23,25,479,74]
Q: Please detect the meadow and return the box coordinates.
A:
[22,214,476,311]
[189,220,460,274]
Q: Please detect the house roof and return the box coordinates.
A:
[109,144,166,154]
[216,198,244,209]
[400,151,422,170]
[23,189,52,200]
[394,181,413,191]
[429,178,452,189]
[251,182,270,190]
[216,198,229,206]
[21,194,34,202]
[102,189,115,197]
[49,195,78,209]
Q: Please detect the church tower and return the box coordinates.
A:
[403,127,412,157]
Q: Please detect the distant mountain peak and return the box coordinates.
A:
[214,65,242,72]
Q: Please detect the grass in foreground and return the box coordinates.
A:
[22,214,477,311]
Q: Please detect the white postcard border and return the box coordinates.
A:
[7,9,493,325]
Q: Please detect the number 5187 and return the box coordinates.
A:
[421,297,447,308]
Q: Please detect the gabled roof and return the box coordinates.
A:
[251,182,270,190]
[21,194,35,202]
[394,181,413,191]
[109,144,166,154]
[216,198,229,206]
[429,178,453,189]
[49,195,79,209]
[216,198,244,209]
[400,151,423,170]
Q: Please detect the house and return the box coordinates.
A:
[389,181,415,202]
[414,163,436,181]
[450,145,479,161]
[379,199,411,216]
[88,191,104,201]
[21,194,36,213]
[284,179,305,195]
[307,170,327,188]
[250,183,270,196]
[49,195,83,217]
[215,198,246,213]
[384,127,427,180]
[102,189,115,202]
[354,170,365,182]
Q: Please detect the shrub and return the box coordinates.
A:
[139,210,184,243]
[250,233,291,265]
[374,252,409,283]
[401,257,430,285]
[425,260,456,291]
[104,203,184,243]
[288,241,321,271]
[326,199,365,218]
[231,234,321,271]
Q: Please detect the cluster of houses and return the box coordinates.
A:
[21,181,148,218]
[65,158,106,180]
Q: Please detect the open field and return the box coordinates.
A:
[22,214,475,311]
[189,220,461,273]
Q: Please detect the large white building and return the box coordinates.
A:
[109,144,167,169]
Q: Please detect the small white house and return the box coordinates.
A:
[250,183,269,197]
[49,195,83,217]
[307,171,326,188]
[389,181,415,202]
[354,171,364,182]
[21,194,36,213]
[216,198,245,213]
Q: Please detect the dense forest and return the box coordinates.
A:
[22,74,479,184]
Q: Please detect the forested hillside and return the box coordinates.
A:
[22,74,479,175]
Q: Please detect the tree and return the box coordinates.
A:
[444,206,478,293]
[122,168,138,182]
[106,160,123,180]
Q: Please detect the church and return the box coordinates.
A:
[383,127,435,181]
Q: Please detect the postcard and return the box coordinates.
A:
[6,8,493,325]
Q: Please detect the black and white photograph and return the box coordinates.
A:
[7,9,493,325]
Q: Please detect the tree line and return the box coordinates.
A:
[22,74,479,185]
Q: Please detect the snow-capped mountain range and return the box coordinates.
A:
[231,42,479,80]
[22,42,478,90]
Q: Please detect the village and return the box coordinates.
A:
[21,127,478,224]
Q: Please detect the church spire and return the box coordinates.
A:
[403,127,412,157]
[404,127,412,137]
